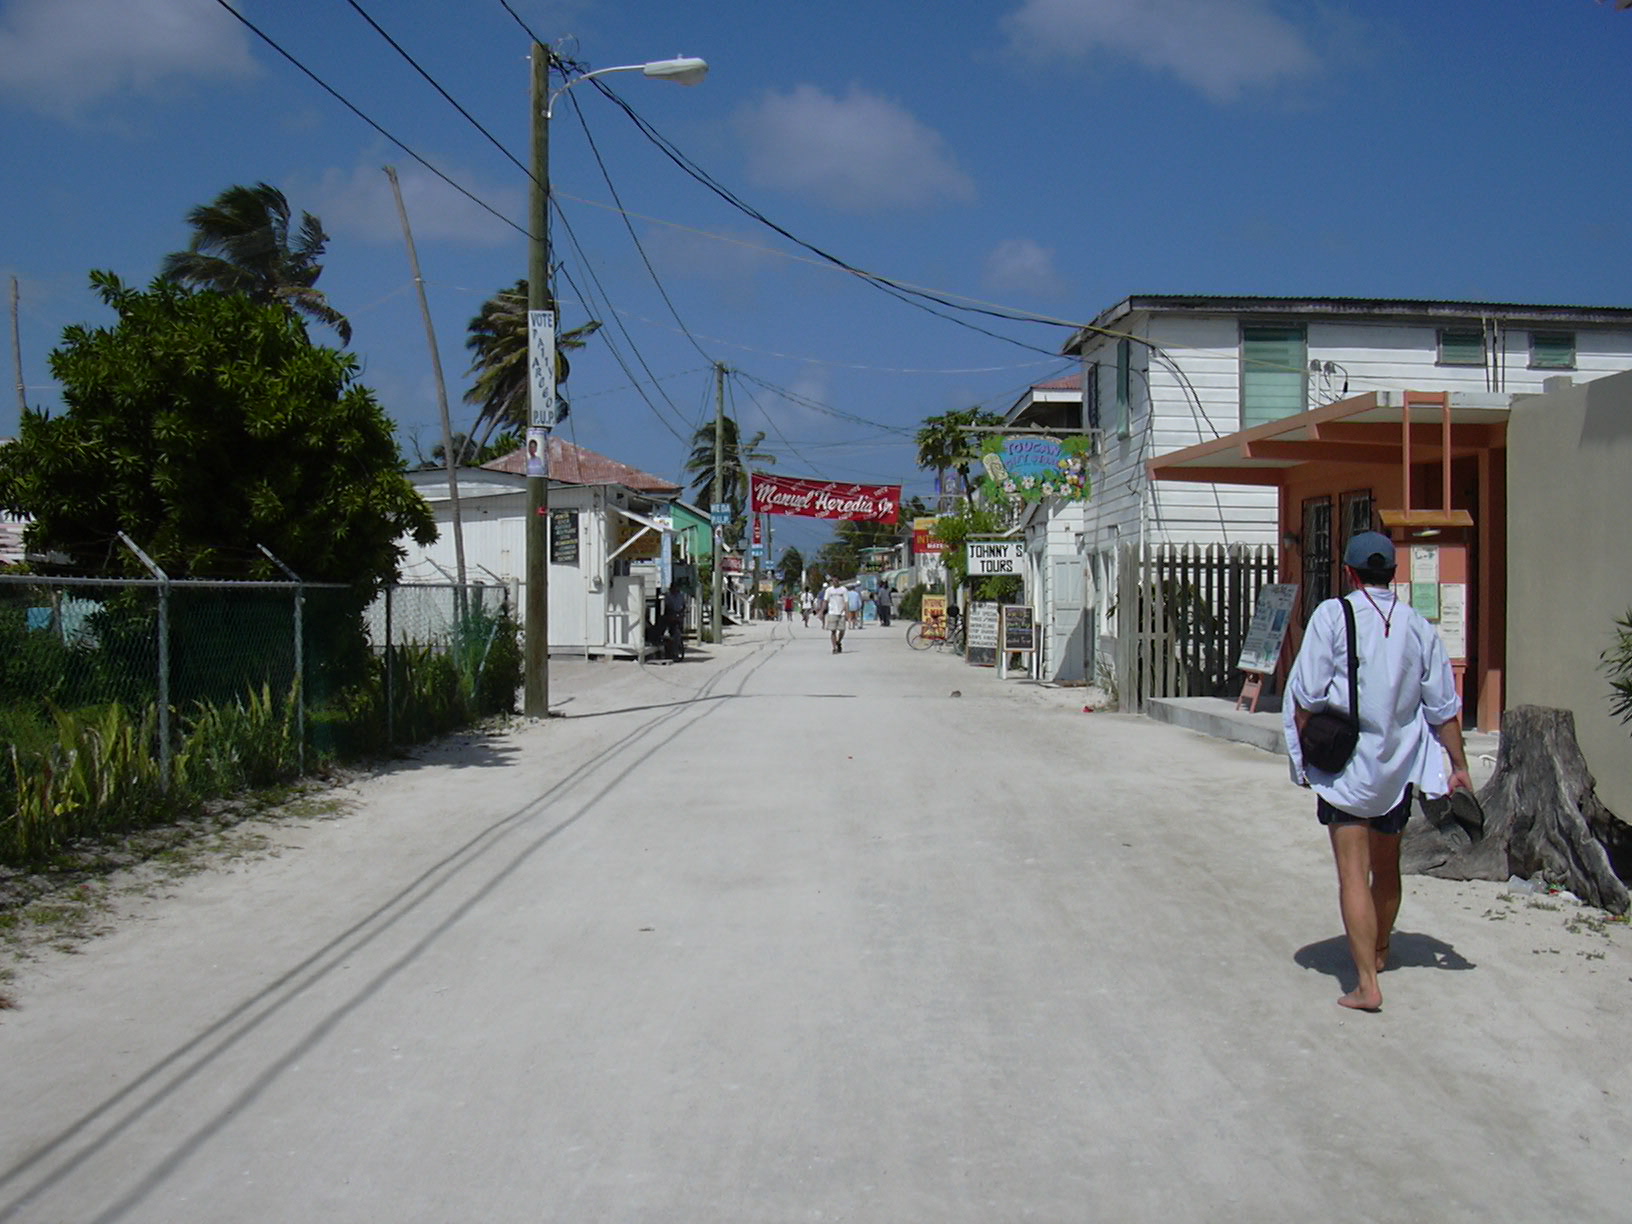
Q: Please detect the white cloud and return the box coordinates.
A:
[983,238,1067,298]
[1004,0,1319,101]
[0,0,256,116]
[733,84,974,212]
[302,161,525,249]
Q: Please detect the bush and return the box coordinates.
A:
[898,583,927,621]
[1605,610,1632,727]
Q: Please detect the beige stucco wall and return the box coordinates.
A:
[1506,369,1632,819]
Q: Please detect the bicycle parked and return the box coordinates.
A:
[906,616,965,654]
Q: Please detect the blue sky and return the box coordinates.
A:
[3,0,1630,558]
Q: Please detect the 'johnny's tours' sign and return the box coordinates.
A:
[968,540,1024,575]
[750,474,901,522]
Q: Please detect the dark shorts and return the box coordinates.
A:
[1318,784,1414,835]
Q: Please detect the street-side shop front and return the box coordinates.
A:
[403,440,686,659]
[1148,390,1510,729]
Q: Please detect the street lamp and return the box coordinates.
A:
[524,47,708,718]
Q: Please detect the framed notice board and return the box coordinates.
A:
[549,510,580,564]
[1000,605,1035,653]
[1235,584,1298,675]
[964,601,999,667]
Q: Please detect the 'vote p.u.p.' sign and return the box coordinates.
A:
[968,540,1025,575]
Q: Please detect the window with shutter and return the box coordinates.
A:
[1529,331,1575,369]
[1437,328,1486,366]
[1115,339,1132,438]
[1241,325,1307,427]
[1083,361,1101,450]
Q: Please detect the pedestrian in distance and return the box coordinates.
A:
[846,582,862,630]
[875,582,893,628]
[800,589,814,628]
[822,577,850,653]
[1283,531,1473,1013]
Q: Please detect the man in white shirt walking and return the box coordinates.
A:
[821,577,850,653]
[1284,532,1473,1013]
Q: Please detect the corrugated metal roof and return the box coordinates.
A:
[1067,294,1632,355]
[1031,374,1081,391]
[482,437,681,495]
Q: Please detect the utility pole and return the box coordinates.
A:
[384,165,467,598]
[9,277,24,417]
[710,361,726,643]
[524,41,552,717]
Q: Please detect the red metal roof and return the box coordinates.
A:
[483,437,681,495]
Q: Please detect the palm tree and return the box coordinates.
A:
[463,279,601,447]
[160,182,351,344]
[915,407,1003,502]
[776,546,805,593]
[684,414,775,547]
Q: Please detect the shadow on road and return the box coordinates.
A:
[1295,931,1477,991]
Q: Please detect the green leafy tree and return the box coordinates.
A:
[160,182,351,345]
[915,407,1003,502]
[775,546,805,593]
[930,503,1020,600]
[413,429,521,471]
[814,518,901,579]
[684,415,774,548]
[0,272,434,590]
[463,280,601,447]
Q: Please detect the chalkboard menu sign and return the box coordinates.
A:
[550,510,580,564]
[964,601,999,667]
[1001,604,1036,653]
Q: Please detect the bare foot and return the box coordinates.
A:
[1375,940,1390,973]
[1338,986,1383,1012]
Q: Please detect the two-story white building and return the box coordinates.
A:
[1009,295,1632,687]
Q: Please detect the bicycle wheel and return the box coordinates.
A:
[906,621,932,650]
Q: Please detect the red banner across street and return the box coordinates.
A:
[749,474,902,522]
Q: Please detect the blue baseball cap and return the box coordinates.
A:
[1344,531,1396,569]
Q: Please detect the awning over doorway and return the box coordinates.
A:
[1147,390,1511,487]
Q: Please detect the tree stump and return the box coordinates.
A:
[1402,705,1630,914]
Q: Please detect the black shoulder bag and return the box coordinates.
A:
[1299,597,1360,773]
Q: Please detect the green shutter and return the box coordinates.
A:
[1242,326,1306,427]
[1530,331,1575,369]
[1116,339,1131,437]
[1438,329,1485,366]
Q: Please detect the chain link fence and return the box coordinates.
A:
[1,575,520,863]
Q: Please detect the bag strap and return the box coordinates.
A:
[1340,595,1359,723]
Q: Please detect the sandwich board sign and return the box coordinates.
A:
[1234,583,1298,711]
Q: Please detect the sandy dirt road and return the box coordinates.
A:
[2,618,1629,1222]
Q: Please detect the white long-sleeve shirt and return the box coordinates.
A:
[1282,587,1462,817]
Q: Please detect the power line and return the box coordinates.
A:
[550,205,695,445]
[340,0,532,180]
[589,79,1066,359]
[732,371,915,437]
[565,90,715,367]
[211,0,530,240]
